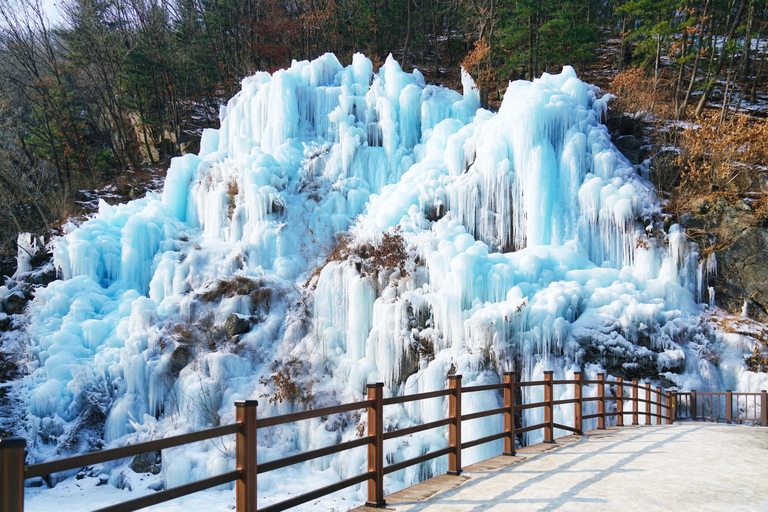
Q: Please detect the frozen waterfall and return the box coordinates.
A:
[9,52,743,503]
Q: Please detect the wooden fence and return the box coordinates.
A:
[3,372,758,512]
[675,390,768,425]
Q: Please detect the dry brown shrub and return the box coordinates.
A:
[258,358,318,405]
[752,194,768,226]
[307,227,410,287]
[199,276,271,311]
[675,115,768,198]
[608,67,676,120]
[226,179,238,219]
[461,40,498,106]
[610,68,655,113]
[745,341,768,373]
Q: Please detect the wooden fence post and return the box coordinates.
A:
[597,373,605,429]
[691,390,697,421]
[632,379,639,425]
[645,382,652,425]
[574,372,583,435]
[544,371,554,442]
[762,390,767,427]
[667,392,673,425]
[616,377,624,427]
[656,387,663,425]
[725,390,733,425]
[448,375,462,475]
[366,383,385,507]
[235,400,258,512]
[503,372,516,455]
[0,438,25,512]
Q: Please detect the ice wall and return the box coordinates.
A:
[14,53,741,501]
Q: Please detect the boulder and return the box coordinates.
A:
[130,451,161,475]
[169,345,192,377]
[226,313,251,339]
[3,291,29,315]
[614,134,644,165]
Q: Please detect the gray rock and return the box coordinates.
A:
[148,481,164,491]
[226,313,251,339]
[26,477,43,488]
[109,470,132,491]
[650,148,681,191]
[169,345,191,378]
[0,314,11,331]
[130,451,161,475]
[614,135,644,165]
[2,291,29,315]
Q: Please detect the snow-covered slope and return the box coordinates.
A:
[4,53,763,503]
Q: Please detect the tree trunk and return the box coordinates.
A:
[678,0,711,119]
[695,0,746,118]
[739,0,755,82]
[400,0,412,68]
[720,53,736,123]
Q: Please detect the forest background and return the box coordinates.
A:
[1,0,766,278]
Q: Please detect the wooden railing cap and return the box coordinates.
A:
[235,400,258,407]
[367,382,384,388]
[0,437,26,449]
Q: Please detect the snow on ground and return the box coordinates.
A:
[25,465,360,512]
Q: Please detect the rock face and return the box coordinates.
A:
[681,196,768,321]
[225,313,251,339]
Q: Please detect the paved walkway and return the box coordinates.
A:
[354,423,768,512]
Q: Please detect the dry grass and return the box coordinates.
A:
[307,227,410,287]
[609,67,675,120]
[258,357,318,406]
[675,115,768,197]
[198,276,271,312]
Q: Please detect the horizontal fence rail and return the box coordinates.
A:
[674,390,768,425]
[2,374,765,512]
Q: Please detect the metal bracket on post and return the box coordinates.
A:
[503,372,516,456]
[597,373,605,430]
[544,371,554,442]
[366,383,385,508]
[235,401,257,512]
[0,438,25,512]
[574,372,583,435]
[616,376,624,427]
[632,379,639,425]
[448,375,462,475]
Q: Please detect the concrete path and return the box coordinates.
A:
[353,423,768,512]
